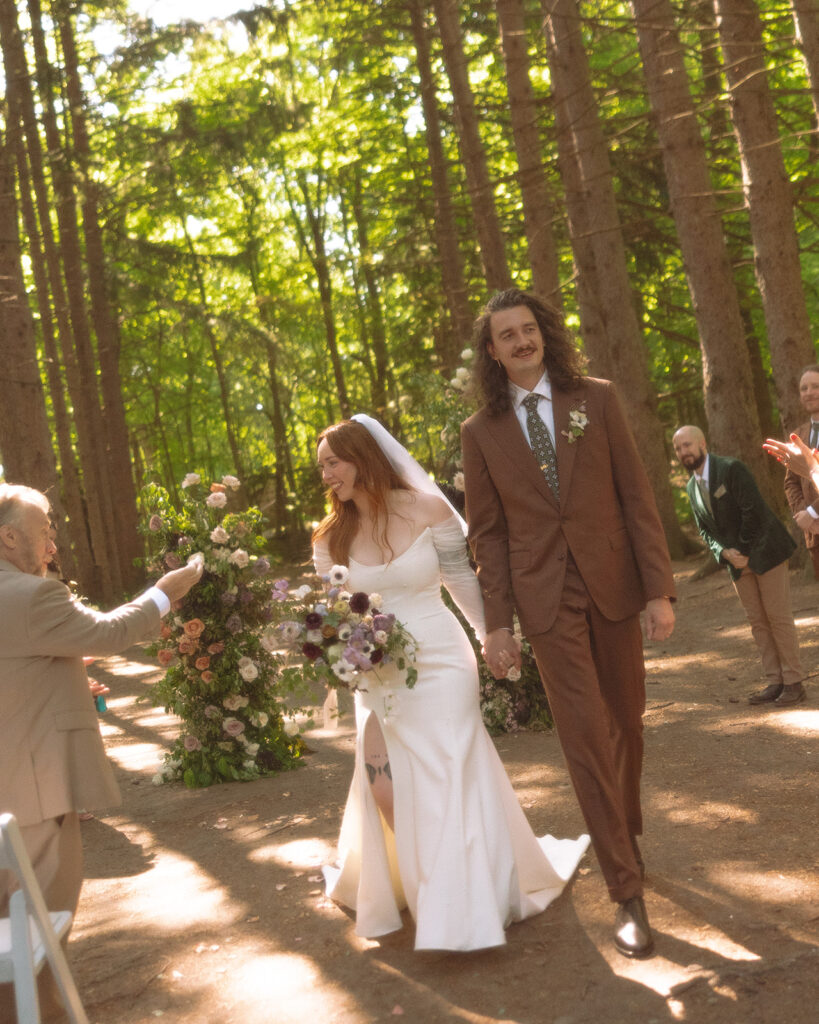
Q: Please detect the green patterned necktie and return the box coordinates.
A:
[523,393,560,500]
[696,476,713,514]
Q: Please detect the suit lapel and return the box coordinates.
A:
[484,408,558,507]
[552,386,580,502]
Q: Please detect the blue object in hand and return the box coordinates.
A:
[95,695,107,713]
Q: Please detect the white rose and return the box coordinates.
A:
[210,525,229,544]
[460,347,473,360]
[368,593,383,608]
[229,548,249,568]
[453,472,465,492]
[181,473,201,489]
[456,366,470,381]
[222,474,241,489]
[293,584,312,600]
[284,719,300,737]
[206,491,227,508]
[152,773,165,786]
[238,657,259,682]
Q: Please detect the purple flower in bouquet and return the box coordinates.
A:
[349,592,370,614]
[343,646,374,671]
[328,587,339,600]
[226,613,243,634]
[273,578,289,593]
[373,613,395,633]
[254,557,271,575]
[239,588,254,605]
[221,591,238,606]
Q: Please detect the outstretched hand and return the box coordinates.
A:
[156,554,204,606]
[763,433,819,481]
[643,597,674,642]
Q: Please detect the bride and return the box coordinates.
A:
[313,414,589,951]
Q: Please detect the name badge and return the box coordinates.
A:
[714,484,727,499]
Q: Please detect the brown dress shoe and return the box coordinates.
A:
[614,896,655,959]
[774,682,806,707]
[748,683,783,705]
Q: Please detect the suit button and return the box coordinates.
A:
[558,553,566,561]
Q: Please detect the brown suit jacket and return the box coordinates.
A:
[461,377,675,636]
[784,420,819,550]
[0,559,161,827]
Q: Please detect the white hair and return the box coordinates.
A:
[0,484,50,528]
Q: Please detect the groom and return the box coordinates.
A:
[460,289,675,958]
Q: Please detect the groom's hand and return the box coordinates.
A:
[483,628,521,679]
[643,597,674,642]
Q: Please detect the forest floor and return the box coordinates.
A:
[61,554,818,1024]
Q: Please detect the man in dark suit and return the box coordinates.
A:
[461,289,675,959]
[673,426,805,707]
[784,365,819,577]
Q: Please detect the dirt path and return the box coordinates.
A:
[66,560,818,1024]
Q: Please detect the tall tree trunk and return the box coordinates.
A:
[348,163,392,416]
[0,0,113,599]
[431,0,513,292]
[791,0,819,131]
[714,0,815,430]
[495,0,562,305]
[541,0,685,557]
[407,0,472,368]
[629,0,771,493]
[179,218,246,477]
[53,0,142,588]
[25,0,124,593]
[0,126,59,493]
[283,166,350,418]
[7,95,88,584]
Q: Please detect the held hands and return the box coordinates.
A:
[643,597,674,642]
[156,553,204,606]
[482,628,522,680]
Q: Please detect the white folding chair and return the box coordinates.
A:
[0,812,89,1024]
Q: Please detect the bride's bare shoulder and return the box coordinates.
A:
[390,489,451,526]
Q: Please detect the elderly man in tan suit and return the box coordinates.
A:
[461,290,675,959]
[0,482,201,1019]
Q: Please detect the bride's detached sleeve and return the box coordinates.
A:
[430,518,487,644]
[313,540,332,578]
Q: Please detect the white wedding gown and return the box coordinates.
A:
[315,518,589,951]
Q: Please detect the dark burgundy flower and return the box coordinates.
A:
[305,611,323,629]
[302,642,322,661]
[370,650,384,665]
[349,591,370,614]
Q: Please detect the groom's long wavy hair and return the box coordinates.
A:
[313,421,410,565]
[473,289,586,417]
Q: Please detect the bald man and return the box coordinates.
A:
[672,427,805,707]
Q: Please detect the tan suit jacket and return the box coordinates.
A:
[0,559,160,827]
[784,420,819,551]
[461,377,674,636]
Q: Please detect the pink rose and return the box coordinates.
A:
[208,642,225,655]
[157,649,174,667]
[195,656,210,670]
[183,619,205,639]
[183,735,202,752]
[178,638,198,655]
[164,553,181,570]
[149,514,163,532]
[201,671,214,683]
[223,717,245,737]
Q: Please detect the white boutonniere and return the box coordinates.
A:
[562,403,589,444]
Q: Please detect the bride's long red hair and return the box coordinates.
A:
[312,420,410,565]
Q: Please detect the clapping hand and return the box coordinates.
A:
[763,434,819,480]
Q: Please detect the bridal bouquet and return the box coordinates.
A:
[268,565,418,692]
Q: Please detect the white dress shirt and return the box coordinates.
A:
[509,372,556,448]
